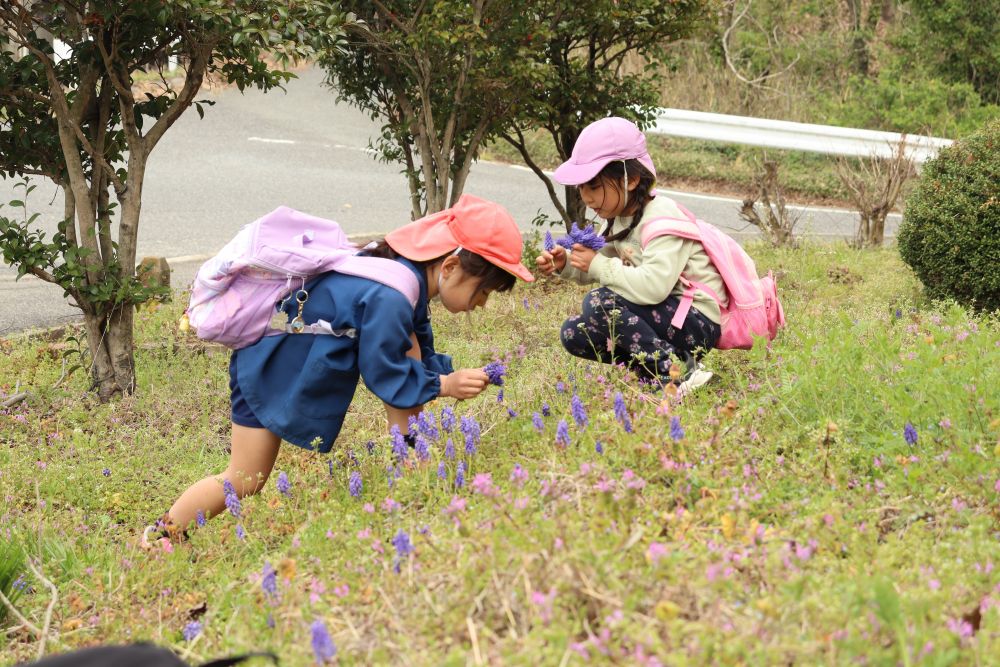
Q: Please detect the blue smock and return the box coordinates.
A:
[233,258,452,452]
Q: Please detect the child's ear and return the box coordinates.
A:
[441,254,461,278]
[626,174,640,191]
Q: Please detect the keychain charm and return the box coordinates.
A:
[289,289,309,333]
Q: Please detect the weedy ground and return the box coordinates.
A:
[1,244,998,666]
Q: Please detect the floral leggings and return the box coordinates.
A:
[560,287,721,380]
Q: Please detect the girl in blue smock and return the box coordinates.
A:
[146,195,534,543]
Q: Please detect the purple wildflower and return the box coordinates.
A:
[417,411,439,441]
[555,222,606,251]
[507,407,518,419]
[904,422,918,446]
[484,360,506,386]
[441,406,456,433]
[365,440,376,455]
[102,468,111,477]
[596,441,604,455]
[543,231,555,252]
[510,464,528,485]
[310,619,337,663]
[532,412,544,432]
[196,510,206,528]
[182,620,202,641]
[437,462,447,480]
[223,480,241,519]
[261,562,278,600]
[669,416,685,441]
[276,471,291,497]
[571,394,588,429]
[497,389,504,403]
[455,461,466,489]
[460,416,481,456]
[415,435,430,461]
[390,425,408,462]
[235,524,246,540]
[541,402,551,417]
[392,530,414,557]
[555,382,565,394]
[444,438,456,459]
[348,471,362,498]
[613,392,633,432]
[556,419,571,447]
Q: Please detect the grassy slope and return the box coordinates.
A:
[1,244,998,666]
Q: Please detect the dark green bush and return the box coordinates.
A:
[898,117,1000,312]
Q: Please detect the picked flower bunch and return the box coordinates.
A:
[554,222,606,251]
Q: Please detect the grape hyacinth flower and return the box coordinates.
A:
[613,392,633,433]
[276,471,291,497]
[460,416,481,456]
[415,435,430,462]
[444,438,456,459]
[196,510,206,528]
[455,461,466,489]
[555,222,606,251]
[418,411,439,441]
[904,422,918,446]
[532,412,544,432]
[483,360,506,386]
[182,621,202,642]
[390,425,408,462]
[235,524,246,540]
[543,230,555,252]
[392,529,414,573]
[223,480,241,519]
[571,394,588,429]
[437,462,447,480]
[348,471,362,498]
[261,562,278,601]
[595,441,604,455]
[670,416,685,441]
[310,619,337,664]
[441,406,456,433]
[556,419,571,447]
[541,402,551,417]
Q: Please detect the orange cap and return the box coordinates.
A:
[385,194,534,282]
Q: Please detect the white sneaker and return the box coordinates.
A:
[677,364,714,396]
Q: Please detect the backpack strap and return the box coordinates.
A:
[334,255,420,308]
[670,276,725,329]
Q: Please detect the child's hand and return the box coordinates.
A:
[440,369,489,400]
[535,246,567,275]
[568,244,597,273]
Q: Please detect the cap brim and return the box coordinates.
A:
[552,159,605,186]
[492,260,535,282]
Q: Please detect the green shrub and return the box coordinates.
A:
[898,117,1000,312]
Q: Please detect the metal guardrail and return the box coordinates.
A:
[649,108,953,163]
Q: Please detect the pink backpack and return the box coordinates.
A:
[185,207,419,349]
[640,199,785,350]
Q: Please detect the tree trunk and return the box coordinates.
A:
[564,187,586,229]
[82,304,134,400]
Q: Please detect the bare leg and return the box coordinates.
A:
[167,423,281,530]
[384,332,424,433]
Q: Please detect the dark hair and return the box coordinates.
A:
[362,240,516,294]
[585,159,657,243]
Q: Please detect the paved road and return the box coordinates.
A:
[0,67,899,335]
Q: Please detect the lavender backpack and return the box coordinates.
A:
[184,207,419,349]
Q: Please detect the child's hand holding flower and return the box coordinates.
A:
[569,245,598,273]
[535,245,567,275]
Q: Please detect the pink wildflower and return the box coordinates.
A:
[647,542,669,564]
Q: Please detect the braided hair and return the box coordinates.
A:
[586,159,657,243]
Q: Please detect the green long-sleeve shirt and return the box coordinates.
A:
[559,196,728,324]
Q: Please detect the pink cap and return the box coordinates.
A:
[552,117,657,186]
[385,194,534,282]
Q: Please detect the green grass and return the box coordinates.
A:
[1,244,998,665]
